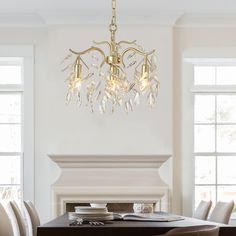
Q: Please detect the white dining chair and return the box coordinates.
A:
[157,225,219,236]
[10,201,27,236]
[0,202,14,236]
[23,201,40,236]
[209,200,234,224]
[193,200,212,220]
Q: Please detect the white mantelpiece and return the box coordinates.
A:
[49,155,171,217]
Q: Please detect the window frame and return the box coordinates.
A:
[0,45,34,202]
[182,52,236,217]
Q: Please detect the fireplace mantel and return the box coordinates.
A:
[49,154,171,217]
[49,154,170,168]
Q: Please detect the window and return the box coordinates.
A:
[194,65,236,213]
[0,46,34,202]
[0,60,23,201]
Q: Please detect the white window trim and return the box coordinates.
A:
[0,45,35,202]
[182,47,236,217]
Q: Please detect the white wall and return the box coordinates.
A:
[2,23,236,223]
[0,25,173,222]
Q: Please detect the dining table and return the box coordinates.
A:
[37,212,236,236]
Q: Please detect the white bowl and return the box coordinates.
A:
[90,203,107,208]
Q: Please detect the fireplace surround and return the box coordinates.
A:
[49,154,171,217]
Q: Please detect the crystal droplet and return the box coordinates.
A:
[127,61,137,68]
[127,51,136,59]
[95,81,101,91]
[90,100,94,113]
[125,102,129,113]
[86,92,91,106]
[96,91,102,101]
[91,63,99,69]
[148,93,155,107]
[76,92,82,107]
[134,92,140,105]
[105,91,112,99]
[118,97,122,106]
[134,70,141,80]
[102,100,106,113]
[91,54,99,61]
[60,54,72,64]
[151,54,158,65]
[66,92,71,104]
[99,71,105,77]
[125,101,131,113]
[103,95,108,102]
[61,64,71,72]
[129,99,133,111]
[84,72,94,80]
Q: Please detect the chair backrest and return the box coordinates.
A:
[209,200,234,224]
[0,202,14,236]
[10,201,27,236]
[23,201,40,236]
[193,200,212,220]
[164,225,219,236]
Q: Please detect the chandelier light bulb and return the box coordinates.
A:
[62,0,159,113]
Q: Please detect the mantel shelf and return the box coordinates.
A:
[48,154,171,168]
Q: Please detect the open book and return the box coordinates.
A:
[113,212,185,222]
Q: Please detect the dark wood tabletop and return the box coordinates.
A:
[37,213,236,236]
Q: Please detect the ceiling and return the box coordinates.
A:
[0,0,236,26]
[0,0,236,14]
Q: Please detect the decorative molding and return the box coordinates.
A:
[40,12,181,26]
[1,12,236,28]
[175,13,236,28]
[49,154,171,217]
[48,154,171,168]
[0,12,181,27]
[0,13,45,27]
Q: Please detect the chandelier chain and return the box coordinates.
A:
[109,0,117,36]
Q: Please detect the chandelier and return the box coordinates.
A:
[62,0,159,113]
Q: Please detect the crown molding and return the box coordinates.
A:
[0,11,181,27]
[39,11,182,26]
[0,13,45,27]
[1,12,236,28]
[175,13,236,28]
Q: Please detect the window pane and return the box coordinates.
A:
[0,124,21,152]
[0,94,21,123]
[0,185,20,201]
[216,66,236,85]
[217,125,236,152]
[218,186,236,203]
[195,186,216,209]
[195,156,216,184]
[194,125,215,152]
[217,156,236,184]
[195,95,215,123]
[194,66,215,85]
[0,156,20,184]
[217,95,236,123]
[0,65,21,84]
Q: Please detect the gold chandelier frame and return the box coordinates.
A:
[62,0,159,113]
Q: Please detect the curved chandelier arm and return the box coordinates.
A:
[121,47,155,67]
[93,40,111,51]
[117,40,137,46]
[69,47,106,67]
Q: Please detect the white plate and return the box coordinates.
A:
[75,206,108,214]
[68,212,114,221]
